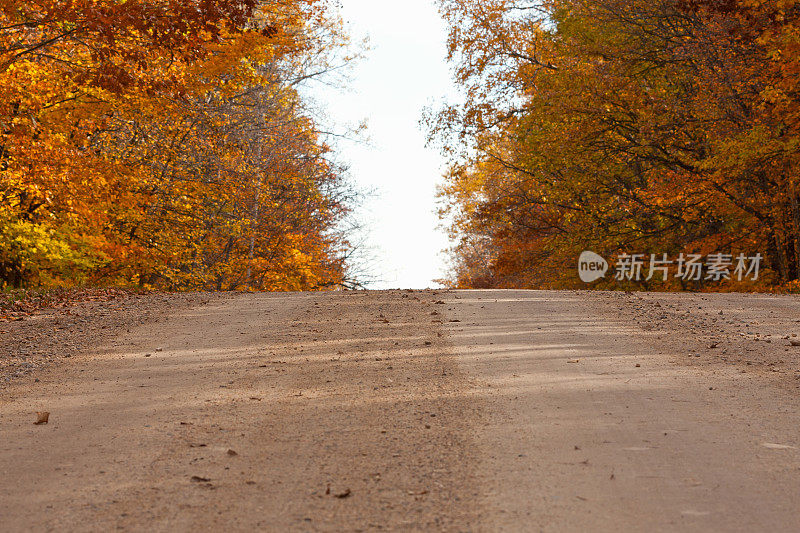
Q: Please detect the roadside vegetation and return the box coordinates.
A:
[430,0,800,291]
[0,1,360,292]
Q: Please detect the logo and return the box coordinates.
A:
[578,251,609,283]
[577,251,763,284]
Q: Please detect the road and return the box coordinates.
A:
[1,290,799,531]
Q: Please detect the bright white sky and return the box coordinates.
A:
[312,0,460,289]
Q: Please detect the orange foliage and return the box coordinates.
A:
[431,0,800,289]
[0,1,359,291]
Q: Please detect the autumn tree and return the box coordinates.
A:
[0,1,360,290]
[431,0,800,289]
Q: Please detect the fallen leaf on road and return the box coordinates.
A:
[790,340,800,347]
[408,490,428,496]
[191,476,211,482]
[334,489,352,499]
[227,449,238,456]
[34,412,49,425]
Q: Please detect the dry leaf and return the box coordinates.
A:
[191,476,211,482]
[334,488,351,499]
[34,412,49,425]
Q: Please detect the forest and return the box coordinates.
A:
[0,0,357,292]
[4,0,800,293]
[431,0,800,290]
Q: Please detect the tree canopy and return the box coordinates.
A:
[1,0,359,291]
[431,0,800,290]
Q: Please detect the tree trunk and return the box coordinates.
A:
[767,230,788,281]
[789,180,800,281]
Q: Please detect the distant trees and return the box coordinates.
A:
[0,0,358,290]
[430,0,800,289]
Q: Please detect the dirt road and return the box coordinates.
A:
[1,290,799,531]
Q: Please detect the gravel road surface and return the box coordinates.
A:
[1,290,799,531]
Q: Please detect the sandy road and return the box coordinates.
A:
[1,290,799,531]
